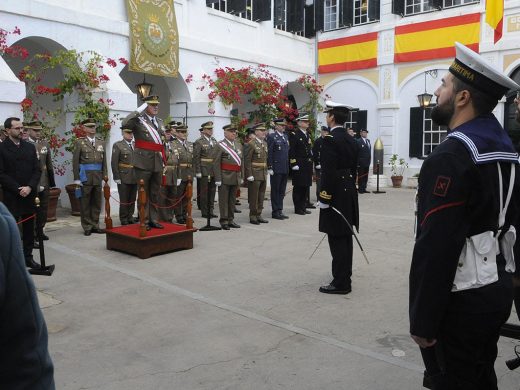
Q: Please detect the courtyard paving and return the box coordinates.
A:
[33,185,520,389]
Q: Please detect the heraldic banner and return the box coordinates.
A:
[126,0,179,77]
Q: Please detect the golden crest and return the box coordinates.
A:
[97,145,104,152]
[40,146,48,154]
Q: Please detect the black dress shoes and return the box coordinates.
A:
[148,221,164,229]
[25,256,41,269]
[121,221,129,226]
[133,217,140,223]
[258,217,269,223]
[306,204,317,209]
[281,213,289,219]
[84,230,92,236]
[305,210,311,214]
[272,214,284,220]
[91,227,106,234]
[295,210,306,215]
[210,213,218,218]
[229,222,241,228]
[176,218,186,225]
[221,224,230,230]
[234,208,242,213]
[250,220,260,225]
[42,234,49,240]
[319,284,352,295]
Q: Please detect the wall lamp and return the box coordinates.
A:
[417,70,438,109]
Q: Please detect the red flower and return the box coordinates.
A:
[20,98,33,111]
[106,58,117,67]
[118,57,129,65]
[99,74,110,82]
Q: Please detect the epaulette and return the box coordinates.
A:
[290,159,296,163]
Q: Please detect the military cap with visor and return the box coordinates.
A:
[80,118,97,127]
[24,120,43,130]
[143,95,160,104]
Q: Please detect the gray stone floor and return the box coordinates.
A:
[34,186,520,389]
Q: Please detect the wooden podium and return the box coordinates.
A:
[105,177,197,259]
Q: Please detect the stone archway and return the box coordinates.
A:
[4,36,70,190]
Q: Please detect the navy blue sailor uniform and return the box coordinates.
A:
[318,126,359,290]
[267,130,289,218]
[289,129,313,214]
[409,114,520,388]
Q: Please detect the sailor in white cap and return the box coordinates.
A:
[317,101,359,295]
[409,42,520,388]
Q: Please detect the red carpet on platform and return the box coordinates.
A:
[109,222,189,238]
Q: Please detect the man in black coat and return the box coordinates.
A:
[356,129,371,193]
[312,126,329,202]
[0,118,41,269]
[409,42,520,389]
[318,102,359,294]
[289,114,313,215]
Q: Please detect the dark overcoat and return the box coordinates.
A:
[266,131,289,174]
[0,138,40,216]
[318,127,359,236]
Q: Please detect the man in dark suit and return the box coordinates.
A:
[267,118,290,220]
[111,127,137,225]
[289,114,313,215]
[357,129,371,193]
[121,95,165,229]
[0,117,41,268]
[318,102,359,294]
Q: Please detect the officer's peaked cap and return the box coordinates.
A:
[201,121,214,129]
[223,124,237,131]
[323,100,357,114]
[296,113,310,121]
[450,42,520,100]
[81,118,96,127]
[143,95,160,104]
[24,120,43,130]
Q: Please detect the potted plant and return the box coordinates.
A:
[389,154,408,188]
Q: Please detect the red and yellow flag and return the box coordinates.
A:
[394,14,480,63]
[486,0,504,43]
[318,32,378,74]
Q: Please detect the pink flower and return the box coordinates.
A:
[106,58,117,67]
[119,57,129,65]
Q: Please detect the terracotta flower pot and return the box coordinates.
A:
[46,187,62,222]
[65,184,81,216]
[391,175,403,188]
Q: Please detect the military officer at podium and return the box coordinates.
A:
[289,114,313,215]
[72,118,107,236]
[245,123,269,225]
[193,121,218,219]
[111,127,137,225]
[26,121,55,244]
[267,118,290,220]
[213,124,243,230]
[121,95,165,229]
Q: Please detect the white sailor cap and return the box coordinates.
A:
[450,42,519,100]
[323,100,357,113]
[296,113,310,121]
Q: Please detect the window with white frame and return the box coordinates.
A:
[354,0,369,25]
[324,0,339,31]
[443,0,478,8]
[274,0,287,31]
[404,0,433,15]
[422,107,447,156]
[208,0,254,21]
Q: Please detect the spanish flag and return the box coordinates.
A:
[318,32,378,74]
[395,14,480,63]
[486,0,503,43]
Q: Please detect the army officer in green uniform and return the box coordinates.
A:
[73,118,107,236]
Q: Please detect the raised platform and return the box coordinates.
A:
[106,223,197,259]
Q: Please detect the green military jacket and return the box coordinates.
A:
[72,137,107,186]
[193,135,217,178]
[244,138,268,181]
[172,139,193,181]
[213,139,243,186]
[111,140,136,185]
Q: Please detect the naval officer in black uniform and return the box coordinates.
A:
[289,114,313,215]
[409,42,520,389]
[317,102,359,294]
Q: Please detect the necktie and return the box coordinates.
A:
[128,142,133,150]
[92,140,95,147]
